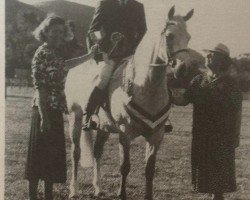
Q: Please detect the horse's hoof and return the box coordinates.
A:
[69,193,78,199]
[69,191,79,198]
[94,191,102,197]
[144,196,153,200]
[164,124,173,133]
[69,182,79,198]
[93,185,101,197]
[94,191,105,198]
[117,193,127,200]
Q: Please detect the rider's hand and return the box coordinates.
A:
[90,44,99,56]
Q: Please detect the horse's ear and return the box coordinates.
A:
[183,9,194,21]
[168,5,175,20]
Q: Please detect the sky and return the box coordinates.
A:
[18,0,250,56]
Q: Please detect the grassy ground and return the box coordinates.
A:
[5,97,250,200]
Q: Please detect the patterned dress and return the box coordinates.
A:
[25,43,69,183]
[184,73,242,193]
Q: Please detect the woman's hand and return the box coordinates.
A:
[173,59,186,79]
[65,44,100,69]
[40,117,51,133]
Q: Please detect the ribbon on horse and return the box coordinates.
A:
[124,100,171,130]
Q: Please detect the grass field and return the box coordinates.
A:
[5,97,250,200]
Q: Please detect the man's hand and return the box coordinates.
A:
[90,44,99,56]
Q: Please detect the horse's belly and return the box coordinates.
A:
[65,61,105,109]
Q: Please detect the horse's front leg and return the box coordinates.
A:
[93,130,109,197]
[145,131,164,200]
[68,108,83,198]
[117,132,131,200]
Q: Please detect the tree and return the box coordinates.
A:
[232,54,250,92]
[5,10,43,78]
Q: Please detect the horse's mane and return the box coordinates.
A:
[133,33,168,86]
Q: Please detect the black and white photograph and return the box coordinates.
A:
[2,0,250,199]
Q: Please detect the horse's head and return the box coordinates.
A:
[153,6,205,89]
[163,6,193,53]
[135,6,204,89]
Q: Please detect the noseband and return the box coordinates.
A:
[150,43,189,68]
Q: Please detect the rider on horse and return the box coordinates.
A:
[83,0,147,130]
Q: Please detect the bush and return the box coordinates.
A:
[232,54,250,92]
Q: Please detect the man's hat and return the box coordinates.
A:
[203,43,231,58]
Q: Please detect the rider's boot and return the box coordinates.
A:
[82,87,105,131]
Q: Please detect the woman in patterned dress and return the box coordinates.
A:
[25,14,97,200]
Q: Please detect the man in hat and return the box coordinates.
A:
[83,0,147,130]
[174,43,243,200]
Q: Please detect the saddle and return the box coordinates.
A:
[100,56,134,108]
[94,57,173,134]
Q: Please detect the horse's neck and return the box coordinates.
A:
[132,67,170,116]
[127,36,171,115]
[173,42,188,53]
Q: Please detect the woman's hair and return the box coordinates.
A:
[33,14,67,42]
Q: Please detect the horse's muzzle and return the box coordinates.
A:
[166,33,174,41]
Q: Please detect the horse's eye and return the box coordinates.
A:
[167,22,175,27]
[207,53,213,59]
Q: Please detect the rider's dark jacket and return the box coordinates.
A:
[87,0,147,60]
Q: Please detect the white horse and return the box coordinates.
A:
[65,6,205,200]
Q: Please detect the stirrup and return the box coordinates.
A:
[82,114,100,131]
[164,124,173,133]
[165,119,173,133]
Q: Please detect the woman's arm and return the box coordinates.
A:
[32,48,51,132]
[65,52,93,70]
[65,44,98,70]
[37,88,50,132]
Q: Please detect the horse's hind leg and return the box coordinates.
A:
[69,105,83,198]
[93,130,109,197]
[144,131,164,200]
[117,132,131,200]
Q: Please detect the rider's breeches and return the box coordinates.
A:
[95,53,116,90]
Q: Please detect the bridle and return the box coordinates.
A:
[150,27,189,67]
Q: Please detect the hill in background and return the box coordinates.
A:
[5,0,94,78]
[6,0,45,26]
[6,0,46,77]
